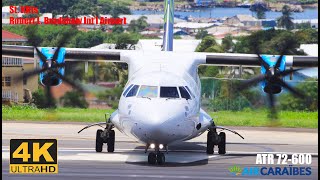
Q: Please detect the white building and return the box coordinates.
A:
[293,19,318,29]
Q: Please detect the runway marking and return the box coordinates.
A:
[2,146,318,164]
[2,146,318,155]
[0,171,299,180]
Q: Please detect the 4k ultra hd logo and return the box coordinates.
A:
[10,139,58,174]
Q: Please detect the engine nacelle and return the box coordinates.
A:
[260,55,286,94]
[38,47,65,86]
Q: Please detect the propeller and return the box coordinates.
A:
[238,45,306,123]
[15,25,84,108]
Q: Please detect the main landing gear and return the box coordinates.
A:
[206,125,244,155]
[207,128,226,155]
[146,144,167,165]
[96,128,115,152]
[77,115,115,153]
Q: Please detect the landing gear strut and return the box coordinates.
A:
[78,114,115,153]
[207,128,226,155]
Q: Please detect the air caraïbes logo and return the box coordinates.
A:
[228,165,312,176]
[228,165,243,176]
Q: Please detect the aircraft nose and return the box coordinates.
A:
[130,101,193,144]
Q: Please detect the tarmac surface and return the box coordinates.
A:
[2,121,318,180]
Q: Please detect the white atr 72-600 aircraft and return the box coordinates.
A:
[2,0,318,165]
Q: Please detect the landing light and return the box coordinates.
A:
[150,144,155,149]
[159,144,164,149]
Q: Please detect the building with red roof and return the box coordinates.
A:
[2,30,37,103]
[2,30,28,45]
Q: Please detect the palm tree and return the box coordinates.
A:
[277,5,294,30]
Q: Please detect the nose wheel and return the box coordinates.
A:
[148,152,165,165]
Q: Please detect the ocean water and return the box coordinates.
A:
[132,7,318,19]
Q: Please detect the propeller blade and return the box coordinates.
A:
[54,72,85,93]
[44,84,55,108]
[277,68,302,77]
[13,68,48,84]
[52,30,77,62]
[34,47,48,63]
[276,79,305,98]
[238,74,266,90]
[256,53,270,70]
[24,68,48,78]
[267,93,278,121]
[275,43,288,69]
[274,54,284,69]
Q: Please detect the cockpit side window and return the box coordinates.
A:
[185,86,195,98]
[123,84,134,97]
[160,87,179,98]
[179,86,191,100]
[126,85,139,97]
[138,85,158,98]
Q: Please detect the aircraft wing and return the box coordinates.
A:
[195,52,318,68]
[3,45,318,68]
[2,45,128,63]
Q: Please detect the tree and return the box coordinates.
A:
[279,79,318,111]
[66,0,96,17]
[70,30,105,48]
[60,91,88,108]
[196,36,222,52]
[112,25,124,33]
[254,3,266,19]
[196,36,223,77]
[115,33,139,49]
[32,88,56,109]
[221,34,234,52]
[97,86,123,109]
[295,28,318,44]
[128,16,148,33]
[277,5,294,30]
[195,29,209,39]
[110,4,131,18]
[234,29,304,55]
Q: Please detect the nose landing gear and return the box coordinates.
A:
[146,144,166,165]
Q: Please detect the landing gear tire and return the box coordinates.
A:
[157,153,165,165]
[218,132,226,154]
[206,131,214,154]
[96,129,103,152]
[148,152,157,165]
[107,130,115,152]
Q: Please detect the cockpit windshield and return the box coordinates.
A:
[123,84,193,100]
[138,85,158,98]
[160,87,179,98]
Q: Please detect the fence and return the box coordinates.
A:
[2,90,19,102]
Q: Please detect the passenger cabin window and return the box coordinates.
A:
[179,86,191,100]
[126,85,139,97]
[138,85,158,98]
[123,84,134,96]
[160,87,179,98]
